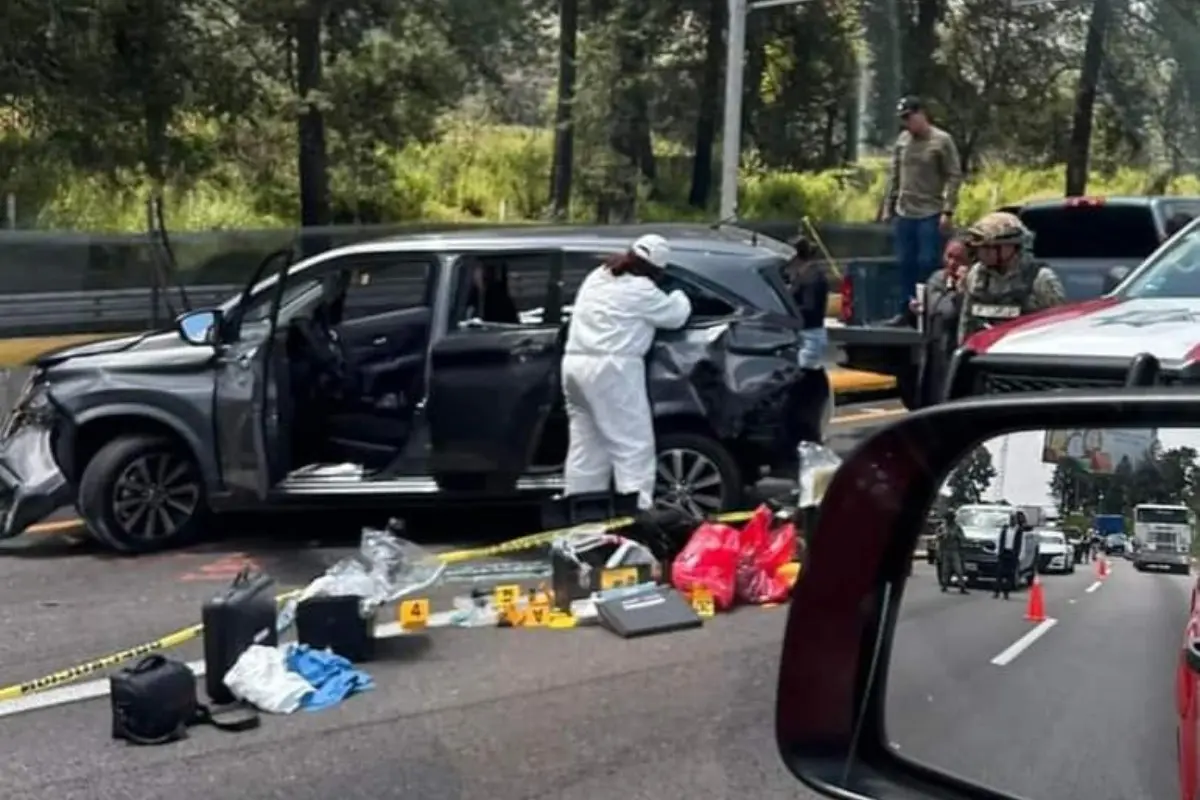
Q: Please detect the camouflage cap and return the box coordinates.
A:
[964,211,1031,248]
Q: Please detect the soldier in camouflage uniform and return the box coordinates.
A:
[937,509,969,593]
[957,211,1067,346]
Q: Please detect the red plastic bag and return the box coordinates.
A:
[735,504,798,605]
[670,521,740,610]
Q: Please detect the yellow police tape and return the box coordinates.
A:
[0,509,758,703]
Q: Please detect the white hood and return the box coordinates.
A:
[962,527,1000,541]
[984,297,1200,360]
[1040,542,1069,555]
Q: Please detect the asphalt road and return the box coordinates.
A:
[0,399,928,800]
[889,557,1192,800]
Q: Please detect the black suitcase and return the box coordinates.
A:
[201,568,278,706]
[541,490,639,530]
[295,595,376,663]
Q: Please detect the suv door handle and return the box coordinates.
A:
[512,340,553,358]
[235,348,258,368]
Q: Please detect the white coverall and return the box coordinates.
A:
[561,245,692,509]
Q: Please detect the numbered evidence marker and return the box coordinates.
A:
[494,584,521,609]
[399,598,430,631]
[599,566,640,590]
[690,587,716,618]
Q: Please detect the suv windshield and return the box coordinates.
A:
[1119,219,1200,298]
[957,508,1011,529]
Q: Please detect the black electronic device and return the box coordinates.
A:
[595,585,703,638]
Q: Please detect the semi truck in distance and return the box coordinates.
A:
[1132,503,1194,574]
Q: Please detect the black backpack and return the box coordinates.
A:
[110,655,260,746]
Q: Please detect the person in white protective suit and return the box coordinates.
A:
[561,234,693,509]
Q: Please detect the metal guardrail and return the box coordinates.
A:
[0,221,896,338]
[0,267,585,338]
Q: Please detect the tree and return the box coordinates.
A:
[945,446,997,506]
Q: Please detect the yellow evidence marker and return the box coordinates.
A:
[547,610,577,629]
[494,584,521,609]
[690,587,715,618]
[399,598,430,631]
[599,566,639,590]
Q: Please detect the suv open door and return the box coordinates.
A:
[426,252,565,489]
[213,250,293,502]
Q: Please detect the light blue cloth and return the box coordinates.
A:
[798,328,829,370]
[285,644,375,712]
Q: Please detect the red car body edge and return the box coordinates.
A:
[964,296,1123,354]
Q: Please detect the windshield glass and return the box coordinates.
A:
[1119,221,1200,298]
[1136,506,1191,525]
[956,508,1011,529]
[1021,205,1162,260]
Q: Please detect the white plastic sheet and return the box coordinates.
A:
[797,442,843,508]
[223,644,313,714]
[277,525,447,632]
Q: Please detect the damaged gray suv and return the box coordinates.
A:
[0,225,833,553]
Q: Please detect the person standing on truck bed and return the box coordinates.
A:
[957,211,1067,346]
[881,96,964,323]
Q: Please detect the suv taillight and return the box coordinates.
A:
[839,274,853,323]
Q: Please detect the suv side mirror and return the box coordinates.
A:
[1102,265,1131,294]
[1186,639,1200,674]
[176,309,222,346]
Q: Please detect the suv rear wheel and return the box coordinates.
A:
[78,435,207,554]
[653,432,742,518]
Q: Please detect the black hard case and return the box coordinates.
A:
[295,595,376,663]
[201,570,278,706]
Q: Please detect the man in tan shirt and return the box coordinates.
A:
[881,96,963,320]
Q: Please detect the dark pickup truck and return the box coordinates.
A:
[828,195,1200,407]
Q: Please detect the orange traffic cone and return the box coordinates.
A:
[1097,557,1109,579]
[1024,575,1046,622]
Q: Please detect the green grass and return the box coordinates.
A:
[12,118,1200,232]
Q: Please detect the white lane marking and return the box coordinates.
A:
[990,618,1058,666]
[1086,581,1102,593]
[0,611,458,720]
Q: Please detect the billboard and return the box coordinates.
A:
[1042,429,1157,474]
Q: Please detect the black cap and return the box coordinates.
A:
[897,96,923,117]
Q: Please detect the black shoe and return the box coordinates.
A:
[993,592,999,598]
[940,586,947,592]
[960,588,969,594]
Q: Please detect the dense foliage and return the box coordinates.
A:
[3,0,1199,231]
[1049,442,1199,518]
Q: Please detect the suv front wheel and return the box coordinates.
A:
[78,435,207,554]
[653,432,742,519]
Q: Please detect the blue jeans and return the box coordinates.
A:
[893,214,943,314]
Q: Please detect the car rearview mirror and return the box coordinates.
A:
[176,309,221,346]
[775,391,1200,800]
[1102,265,1131,294]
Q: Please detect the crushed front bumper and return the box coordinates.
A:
[0,423,72,538]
